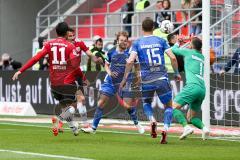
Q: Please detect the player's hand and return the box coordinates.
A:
[83,79,90,87]
[134,77,141,88]
[93,56,103,64]
[219,70,225,76]
[111,71,118,78]
[12,71,21,81]
[119,79,127,91]
[174,73,182,81]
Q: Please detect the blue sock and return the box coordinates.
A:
[127,107,138,125]
[92,107,103,130]
[163,107,173,131]
[143,103,154,121]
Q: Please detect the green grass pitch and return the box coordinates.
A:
[0,122,240,160]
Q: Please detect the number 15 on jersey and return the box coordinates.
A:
[146,48,162,66]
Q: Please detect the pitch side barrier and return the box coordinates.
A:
[0,71,239,126]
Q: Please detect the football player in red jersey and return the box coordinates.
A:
[64,28,103,129]
[12,22,82,136]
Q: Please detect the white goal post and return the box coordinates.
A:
[202,0,211,130]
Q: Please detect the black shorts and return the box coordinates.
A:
[51,85,78,102]
[51,75,85,102]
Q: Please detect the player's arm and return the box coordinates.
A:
[78,69,89,86]
[120,52,137,88]
[85,50,103,64]
[78,41,103,64]
[165,47,181,81]
[12,48,48,80]
[171,43,189,56]
[133,62,141,87]
[165,49,179,74]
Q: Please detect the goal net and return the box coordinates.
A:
[209,0,240,140]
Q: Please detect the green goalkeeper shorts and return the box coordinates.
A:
[174,83,206,112]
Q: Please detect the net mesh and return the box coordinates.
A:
[209,0,240,139]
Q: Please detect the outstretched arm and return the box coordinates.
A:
[120,52,137,89]
[166,49,181,81]
[12,49,48,80]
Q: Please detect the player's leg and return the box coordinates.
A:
[123,97,145,134]
[173,85,198,140]
[76,89,89,127]
[142,91,157,138]
[51,85,79,136]
[75,76,89,127]
[173,102,194,140]
[157,80,173,144]
[142,88,156,122]
[187,93,209,140]
[81,82,114,133]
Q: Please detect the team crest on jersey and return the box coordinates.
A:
[76,47,81,52]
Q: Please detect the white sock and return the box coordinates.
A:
[59,106,75,120]
[163,124,169,132]
[77,102,88,123]
[68,106,76,114]
[184,125,191,130]
[149,116,156,123]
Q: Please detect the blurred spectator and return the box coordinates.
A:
[155,0,176,30]
[219,48,240,75]
[181,0,193,21]
[121,0,134,37]
[87,36,106,71]
[190,0,202,35]
[135,0,150,11]
[33,37,49,70]
[161,0,172,21]
[154,0,163,28]
[0,53,22,70]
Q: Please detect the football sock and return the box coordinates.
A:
[59,106,75,121]
[127,106,138,125]
[77,102,88,124]
[163,107,173,131]
[190,117,204,129]
[143,103,155,122]
[173,109,187,127]
[92,107,103,130]
[59,106,75,128]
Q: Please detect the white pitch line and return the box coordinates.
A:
[1,122,240,142]
[0,149,94,160]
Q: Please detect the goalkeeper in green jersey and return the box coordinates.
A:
[170,37,210,140]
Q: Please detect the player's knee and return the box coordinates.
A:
[98,99,106,108]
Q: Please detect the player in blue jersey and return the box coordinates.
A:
[81,31,145,134]
[120,17,181,144]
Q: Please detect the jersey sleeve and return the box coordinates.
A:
[79,41,89,52]
[162,39,170,52]
[171,44,190,57]
[106,51,112,64]
[129,41,138,55]
[19,43,49,72]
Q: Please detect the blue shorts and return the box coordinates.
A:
[100,82,140,98]
[100,82,119,97]
[142,79,172,105]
